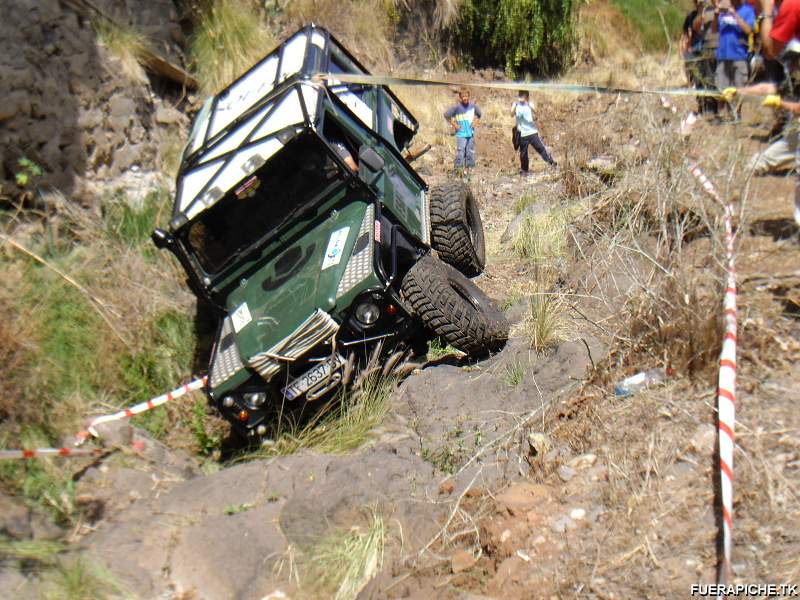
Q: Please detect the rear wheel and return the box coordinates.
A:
[429,181,486,277]
[401,255,508,356]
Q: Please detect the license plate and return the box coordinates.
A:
[282,355,344,400]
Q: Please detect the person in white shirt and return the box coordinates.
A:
[512,91,557,175]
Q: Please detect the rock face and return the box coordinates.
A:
[0,0,187,203]
[37,333,598,600]
[77,444,443,600]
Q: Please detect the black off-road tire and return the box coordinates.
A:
[401,255,508,356]
[429,181,486,277]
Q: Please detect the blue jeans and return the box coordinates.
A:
[454,136,475,169]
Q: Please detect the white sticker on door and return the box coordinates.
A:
[321,227,350,270]
[231,302,253,333]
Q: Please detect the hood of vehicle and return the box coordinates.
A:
[222,201,375,377]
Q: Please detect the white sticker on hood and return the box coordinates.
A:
[231,302,253,333]
[321,226,350,270]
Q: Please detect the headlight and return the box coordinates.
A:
[222,396,235,408]
[355,302,380,326]
[243,392,267,407]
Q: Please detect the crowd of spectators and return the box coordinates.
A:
[683,0,800,226]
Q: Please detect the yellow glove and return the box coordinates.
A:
[762,94,782,109]
[721,87,737,103]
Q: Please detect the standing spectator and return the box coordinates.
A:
[511,91,556,176]
[714,0,756,119]
[755,0,795,58]
[444,88,481,177]
[723,41,800,175]
[753,0,800,225]
[694,1,721,113]
[682,1,704,86]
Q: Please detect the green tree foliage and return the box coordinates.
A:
[454,0,576,76]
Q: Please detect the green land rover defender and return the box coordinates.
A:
[152,25,508,440]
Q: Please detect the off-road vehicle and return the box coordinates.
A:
[152,25,508,439]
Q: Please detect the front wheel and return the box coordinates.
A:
[401,255,508,357]
[429,181,486,277]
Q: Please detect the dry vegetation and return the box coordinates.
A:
[249,372,397,459]
[0,189,222,521]
[400,54,799,595]
[297,510,385,600]
[93,19,150,84]
[188,0,276,96]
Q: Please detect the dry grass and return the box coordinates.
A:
[40,557,133,600]
[157,129,186,180]
[284,0,396,70]
[524,289,568,353]
[188,0,275,96]
[512,208,568,264]
[0,537,64,563]
[252,373,396,458]
[504,201,577,352]
[576,1,640,66]
[299,510,385,600]
[427,0,464,30]
[93,19,150,84]
[564,100,738,381]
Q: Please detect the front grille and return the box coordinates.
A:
[248,309,340,382]
[210,317,245,387]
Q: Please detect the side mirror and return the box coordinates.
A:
[151,228,174,250]
[358,146,385,173]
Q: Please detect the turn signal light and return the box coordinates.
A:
[238,410,249,422]
[386,304,397,315]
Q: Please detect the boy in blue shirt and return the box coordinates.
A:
[512,91,557,175]
[714,0,755,119]
[444,89,481,176]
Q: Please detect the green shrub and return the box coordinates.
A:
[453,0,577,76]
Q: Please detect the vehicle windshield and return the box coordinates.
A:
[185,133,344,275]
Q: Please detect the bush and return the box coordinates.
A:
[453,0,578,76]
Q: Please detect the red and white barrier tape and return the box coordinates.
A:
[0,377,207,460]
[688,163,737,587]
[0,447,105,460]
[660,95,698,136]
[76,376,208,442]
[0,439,147,461]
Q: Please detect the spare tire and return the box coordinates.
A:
[429,181,486,277]
[401,255,508,356]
